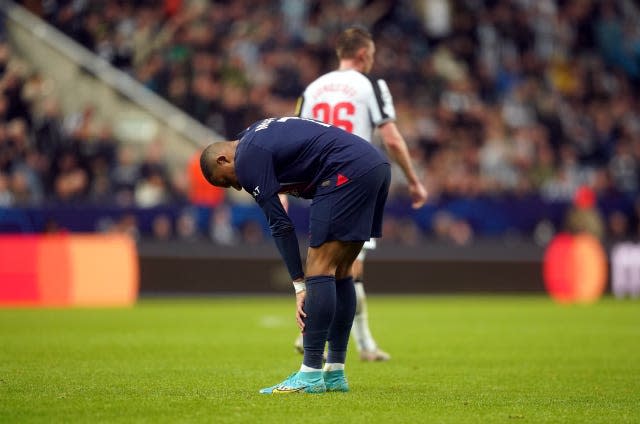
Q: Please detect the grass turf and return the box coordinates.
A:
[0,295,638,423]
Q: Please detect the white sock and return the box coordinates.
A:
[351,282,378,352]
[323,363,345,372]
[300,364,321,373]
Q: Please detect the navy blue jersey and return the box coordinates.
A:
[234,117,389,281]
[235,117,388,205]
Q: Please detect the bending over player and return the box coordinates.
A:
[200,116,390,393]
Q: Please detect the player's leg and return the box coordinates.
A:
[352,164,391,362]
[303,162,389,390]
[262,164,390,394]
[322,163,390,390]
[324,241,362,392]
[298,240,347,373]
[351,239,391,361]
[260,242,338,394]
[260,240,354,394]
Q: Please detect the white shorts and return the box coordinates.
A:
[357,238,377,261]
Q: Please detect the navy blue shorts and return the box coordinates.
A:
[309,163,391,247]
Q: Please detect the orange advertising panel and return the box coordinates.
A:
[68,235,138,306]
[0,234,138,307]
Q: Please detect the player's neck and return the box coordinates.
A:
[229,140,239,157]
[338,60,364,73]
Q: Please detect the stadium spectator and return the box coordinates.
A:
[564,185,605,240]
[110,145,141,207]
[135,170,169,207]
[208,204,237,245]
[52,151,89,204]
[112,213,140,241]
[151,213,173,241]
[32,97,67,157]
[175,207,201,242]
[0,171,12,206]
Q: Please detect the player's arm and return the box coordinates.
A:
[260,194,307,329]
[259,194,304,281]
[378,121,428,209]
[238,145,303,281]
[367,77,427,208]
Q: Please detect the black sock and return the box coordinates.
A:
[302,275,336,369]
[327,276,356,364]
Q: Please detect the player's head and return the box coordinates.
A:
[336,27,375,73]
[200,141,242,190]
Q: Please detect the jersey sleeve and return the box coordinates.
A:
[236,144,304,280]
[260,195,304,280]
[236,145,281,205]
[367,77,396,126]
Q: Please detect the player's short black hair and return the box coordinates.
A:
[200,145,215,186]
[336,27,373,59]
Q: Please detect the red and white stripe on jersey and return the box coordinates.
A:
[295,69,396,142]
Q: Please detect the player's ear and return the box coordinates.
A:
[356,46,368,61]
[216,155,229,166]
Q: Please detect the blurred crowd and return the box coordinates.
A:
[3,0,640,243]
[0,40,192,209]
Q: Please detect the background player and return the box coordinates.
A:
[200,116,391,393]
[292,27,428,361]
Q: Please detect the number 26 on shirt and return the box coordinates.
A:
[311,102,355,133]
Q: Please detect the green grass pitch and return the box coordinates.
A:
[1,295,638,423]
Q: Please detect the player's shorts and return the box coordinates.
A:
[309,163,390,247]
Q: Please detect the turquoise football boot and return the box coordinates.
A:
[259,371,326,394]
[323,370,349,392]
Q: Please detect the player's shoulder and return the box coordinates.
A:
[306,69,373,88]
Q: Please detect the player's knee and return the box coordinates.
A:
[306,242,342,276]
[306,253,337,276]
[354,282,365,313]
[351,259,364,279]
[337,256,359,279]
[335,263,352,279]
[306,262,336,277]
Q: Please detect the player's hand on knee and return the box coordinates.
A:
[295,291,307,330]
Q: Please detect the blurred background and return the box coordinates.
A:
[1,0,639,298]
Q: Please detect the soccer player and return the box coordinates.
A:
[200,116,391,393]
[293,27,428,361]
